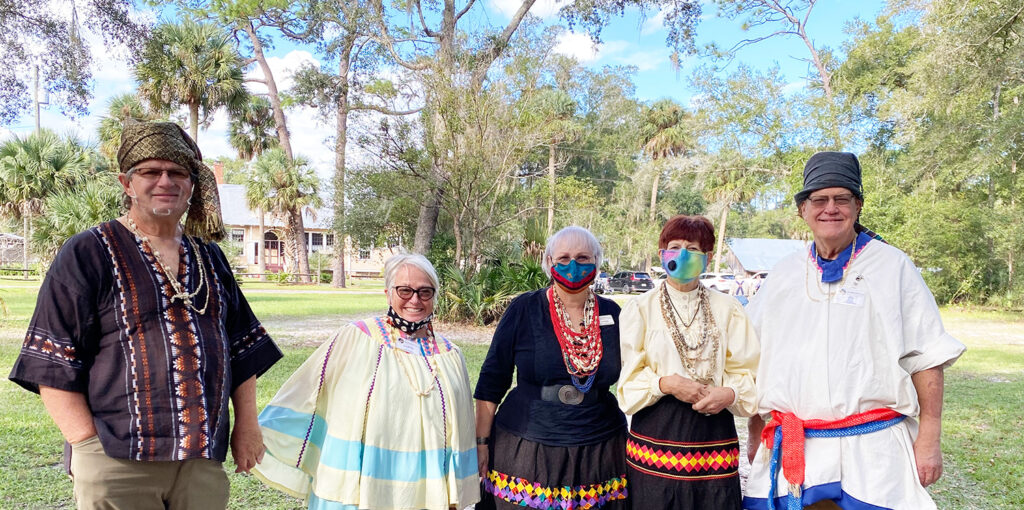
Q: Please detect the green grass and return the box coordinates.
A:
[0,286,1021,508]
[245,293,387,321]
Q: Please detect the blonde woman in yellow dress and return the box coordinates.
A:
[616,215,759,509]
[254,253,479,509]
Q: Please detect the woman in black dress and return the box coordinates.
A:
[475,225,628,509]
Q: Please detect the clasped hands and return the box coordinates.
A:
[660,373,734,415]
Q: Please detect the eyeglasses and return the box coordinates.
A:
[554,255,595,265]
[392,286,436,300]
[129,167,193,182]
[806,193,856,208]
[659,248,704,257]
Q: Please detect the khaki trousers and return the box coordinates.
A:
[69,435,229,510]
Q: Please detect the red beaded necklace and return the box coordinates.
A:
[547,286,603,377]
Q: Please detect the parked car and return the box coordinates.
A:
[699,272,737,294]
[608,271,655,294]
[592,271,611,294]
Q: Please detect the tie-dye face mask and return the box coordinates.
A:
[660,248,707,284]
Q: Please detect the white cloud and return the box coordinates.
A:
[614,50,665,72]
[783,81,808,94]
[553,32,629,64]
[490,0,562,20]
[641,8,668,35]
[245,50,321,95]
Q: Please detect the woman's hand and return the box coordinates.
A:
[660,374,707,404]
[692,386,734,415]
[477,446,489,480]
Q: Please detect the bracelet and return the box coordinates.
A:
[475,436,490,445]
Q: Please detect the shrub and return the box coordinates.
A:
[436,259,549,325]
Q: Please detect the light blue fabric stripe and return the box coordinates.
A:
[307,493,360,510]
[260,405,478,482]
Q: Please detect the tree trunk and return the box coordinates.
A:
[257,208,266,281]
[548,141,556,236]
[22,212,29,279]
[648,163,661,222]
[189,101,200,142]
[413,188,443,254]
[331,40,353,288]
[295,212,312,283]
[244,22,293,160]
[713,204,729,272]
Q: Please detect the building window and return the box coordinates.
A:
[230,229,244,243]
[311,233,323,246]
[325,234,335,247]
[358,248,370,260]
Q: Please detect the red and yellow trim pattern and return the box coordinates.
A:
[626,431,740,480]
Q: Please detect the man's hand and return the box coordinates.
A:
[692,386,734,415]
[660,374,707,404]
[913,437,943,487]
[230,376,263,474]
[230,417,265,474]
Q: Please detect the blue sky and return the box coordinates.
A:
[3,0,887,178]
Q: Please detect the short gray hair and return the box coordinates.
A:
[383,253,441,302]
[542,226,603,278]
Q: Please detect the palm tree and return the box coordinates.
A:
[230,96,278,280]
[228,96,278,161]
[0,130,88,276]
[528,88,584,236]
[246,149,322,283]
[135,18,248,141]
[640,99,692,222]
[31,177,121,265]
[97,93,161,161]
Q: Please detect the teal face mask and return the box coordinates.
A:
[660,248,707,284]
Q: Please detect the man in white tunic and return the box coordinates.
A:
[742,152,965,510]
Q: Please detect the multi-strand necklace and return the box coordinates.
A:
[125,216,209,314]
[659,282,720,385]
[803,240,863,303]
[547,287,603,393]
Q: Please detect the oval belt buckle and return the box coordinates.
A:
[558,385,585,405]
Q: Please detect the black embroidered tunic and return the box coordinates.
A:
[9,220,282,462]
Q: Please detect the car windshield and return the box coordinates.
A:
[723,275,735,280]
[634,273,651,279]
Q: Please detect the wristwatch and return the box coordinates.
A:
[475,436,490,445]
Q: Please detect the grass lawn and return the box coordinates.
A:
[0,284,1021,508]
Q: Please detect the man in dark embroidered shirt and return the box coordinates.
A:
[9,121,283,509]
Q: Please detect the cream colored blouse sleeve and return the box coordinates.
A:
[615,296,666,416]
[721,299,760,418]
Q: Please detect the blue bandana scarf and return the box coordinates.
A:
[812,231,872,283]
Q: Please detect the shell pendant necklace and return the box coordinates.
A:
[125,215,209,314]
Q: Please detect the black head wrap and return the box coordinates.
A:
[794,151,863,206]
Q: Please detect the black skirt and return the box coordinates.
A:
[626,396,742,509]
[478,425,629,510]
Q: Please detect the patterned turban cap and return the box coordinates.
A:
[117,121,226,242]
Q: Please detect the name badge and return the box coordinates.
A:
[395,337,422,355]
[835,288,865,307]
[599,315,615,326]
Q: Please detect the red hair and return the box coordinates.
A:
[659,215,715,252]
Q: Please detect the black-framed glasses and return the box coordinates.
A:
[393,286,436,300]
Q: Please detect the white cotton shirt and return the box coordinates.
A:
[743,240,965,509]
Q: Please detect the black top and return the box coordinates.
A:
[474,289,626,446]
[9,220,282,462]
